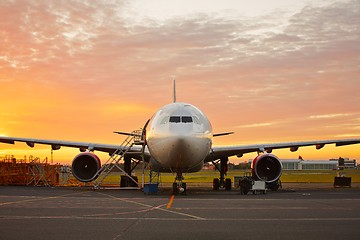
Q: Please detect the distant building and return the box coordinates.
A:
[248,158,358,170]
[330,158,357,169]
[280,159,338,170]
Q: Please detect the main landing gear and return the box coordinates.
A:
[172,172,186,195]
[120,156,139,187]
[212,157,232,191]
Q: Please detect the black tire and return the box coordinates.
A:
[269,184,280,191]
[130,176,138,187]
[239,177,253,195]
[225,178,232,190]
[182,182,187,195]
[172,182,178,195]
[213,178,220,190]
[120,175,138,187]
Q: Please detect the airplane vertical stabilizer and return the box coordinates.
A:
[173,79,177,103]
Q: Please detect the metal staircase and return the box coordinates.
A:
[93,130,144,189]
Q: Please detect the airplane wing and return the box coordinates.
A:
[0,136,145,157]
[207,138,360,161]
[2,136,359,162]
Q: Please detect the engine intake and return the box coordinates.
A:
[71,152,101,182]
[252,153,282,183]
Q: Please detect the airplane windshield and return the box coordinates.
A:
[181,116,193,123]
[169,116,193,123]
[169,116,181,123]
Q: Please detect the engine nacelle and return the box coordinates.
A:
[251,153,283,183]
[71,152,101,182]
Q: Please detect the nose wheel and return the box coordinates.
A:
[172,173,186,195]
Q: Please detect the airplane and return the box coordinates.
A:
[1,81,360,194]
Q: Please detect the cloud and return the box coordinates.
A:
[2,0,358,87]
[309,113,353,119]
[236,122,276,128]
[0,0,359,150]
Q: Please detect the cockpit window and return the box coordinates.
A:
[169,116,181,123]
[169,116,193,123]
[192,115,201,125]
[181,116,193,123]
[160,116,169,125]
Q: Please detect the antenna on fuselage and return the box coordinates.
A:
[173,79,177,103]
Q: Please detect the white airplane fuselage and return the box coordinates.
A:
[146,102,213,173]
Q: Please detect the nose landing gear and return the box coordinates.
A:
[172,172,186,195]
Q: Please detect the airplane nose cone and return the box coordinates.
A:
[147,133,212,172]
[167,136,210,169]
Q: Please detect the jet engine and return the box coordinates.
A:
[71,152,101,182]
[251,153,282,183]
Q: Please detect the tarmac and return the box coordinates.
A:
[0,184,359,240]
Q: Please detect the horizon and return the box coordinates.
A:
[0,153,356,166]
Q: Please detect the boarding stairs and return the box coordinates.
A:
[93,130,145,189]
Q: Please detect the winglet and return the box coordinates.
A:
[173,79,176,103]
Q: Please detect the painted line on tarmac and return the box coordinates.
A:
[178,198,360,201]
[83,203,168,217]
[95,191,205,220]
[0,191,86,206]
[1,215,360,222]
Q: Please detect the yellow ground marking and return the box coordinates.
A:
[167,195,175,209]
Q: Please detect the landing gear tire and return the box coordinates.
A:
[269,185,279,191]
[225,178,232,190]
[181,183,187,195]
[172,182,186,195]
[213,178,220,190]
[172,182,178,195]
[120,176,138,188]
[239,177,253,195]
[267,180,281,191]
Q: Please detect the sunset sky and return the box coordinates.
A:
[1,0,359,164]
